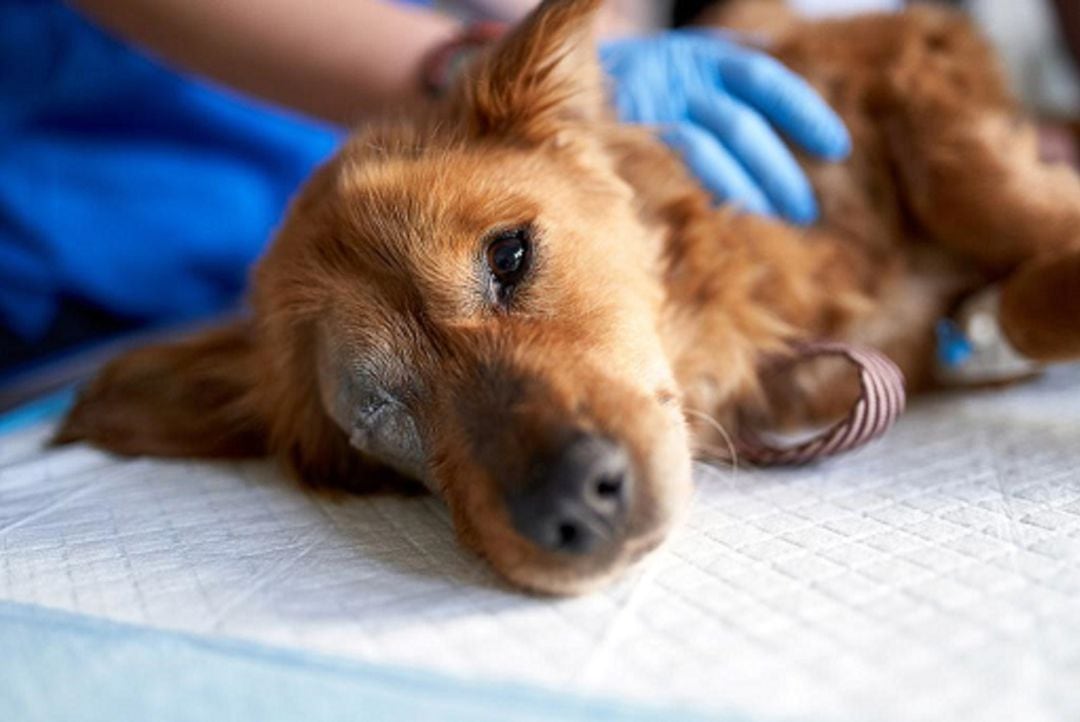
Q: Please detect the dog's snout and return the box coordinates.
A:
[506,435,633,555]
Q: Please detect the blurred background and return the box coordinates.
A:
[668,0,1080,116]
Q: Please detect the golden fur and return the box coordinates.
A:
[57,0,1080,594]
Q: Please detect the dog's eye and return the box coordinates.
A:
[486,227,532,298]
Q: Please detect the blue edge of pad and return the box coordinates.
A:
[0,394,731,722]
[0,388,77,436]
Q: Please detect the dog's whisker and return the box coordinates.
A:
[683,408,739,479]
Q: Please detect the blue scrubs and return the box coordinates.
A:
[0,0,428,359]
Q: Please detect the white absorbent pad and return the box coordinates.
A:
[2,368,1079,722]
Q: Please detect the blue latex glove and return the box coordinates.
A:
[600,32,851,225]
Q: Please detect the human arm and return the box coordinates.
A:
[71,0,850,224]
[68,0,653,125]
[69,0,462,125]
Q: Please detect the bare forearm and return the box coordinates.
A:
[70,0,461,125]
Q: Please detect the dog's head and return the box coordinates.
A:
[59,0,694,595]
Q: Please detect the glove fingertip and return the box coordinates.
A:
[821,123,853,161]
[802,116,852,161]
[769,174,820,226]
[785,194,820,226]
[727,190,778,219]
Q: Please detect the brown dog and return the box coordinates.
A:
[57,0,1080,594]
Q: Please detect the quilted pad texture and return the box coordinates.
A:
[2,368,1079,722]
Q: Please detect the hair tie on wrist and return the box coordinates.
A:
[421,21,509,98]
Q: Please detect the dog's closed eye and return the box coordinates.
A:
[486,225,533,306]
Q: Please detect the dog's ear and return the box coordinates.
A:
[457,0,607,142]
[54,321,267,458]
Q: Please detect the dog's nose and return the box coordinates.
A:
[506,435,633,555]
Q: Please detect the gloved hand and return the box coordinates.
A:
[600,32,851,225]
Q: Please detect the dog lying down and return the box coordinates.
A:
[57,0,1080,595]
